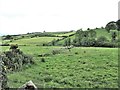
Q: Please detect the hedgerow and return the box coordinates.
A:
[1,44,34,72]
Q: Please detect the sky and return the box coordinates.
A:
[0,0,119,35]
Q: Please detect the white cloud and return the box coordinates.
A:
[0,0,119,35]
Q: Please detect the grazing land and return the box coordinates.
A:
[1,45,118,88]
[1,27,119,88]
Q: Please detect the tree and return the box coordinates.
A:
[75,30,83,46]
[76,29,83,34]
[64,38,71,46]
[51,39,56,46]
[10,44,18,49]
[87,28,90,30]
[105,21,118,33]
[89,30,96,38]
[111,32,117,42]
[67,38,71,46]
[116,19,120,31]
[82,31,89,38]
[81,37,89,46]
[101,27,104,29]
[64,39,68,46]
[5,35,13,40]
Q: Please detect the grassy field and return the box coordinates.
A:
[2,45,118,88]
[3,37,62,45]
[1,29,119,88]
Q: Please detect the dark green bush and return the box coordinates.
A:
[75,52,78,54]
[0,44,10,46]
[1,46,34,72]
[41,58,45,62]
[1,60,9,89]
[10,44,18,49]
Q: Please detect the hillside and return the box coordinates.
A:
[1,28,119,88]
[2,31,74,45]
[2,29,120,47]
[55,29,120,46]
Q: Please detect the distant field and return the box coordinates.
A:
[1,46,61,56]
[6,37,62,45]
[5,46,118,88]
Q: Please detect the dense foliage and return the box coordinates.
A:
[1,45,34,72]
[105,19,120,32]
[70,29,118,47]
[1,61,8,90]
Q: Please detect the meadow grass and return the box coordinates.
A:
[1,29,119,88]
[5,46,118,88]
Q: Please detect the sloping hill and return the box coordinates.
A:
[2,29,119,46]
[2,31,76,46]
[55,29,120,46]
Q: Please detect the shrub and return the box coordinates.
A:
[0,44,9,46]
[52,49,61,55]
[75,52,78,54]
[10,44,18,49]
[1,46,34,72]
[95,41,117,47]
[41,58,45,62]
[4,35,13,40]
[1,61,9,89]
[97,36,108,43]
[80,38,88,46]
[43,75,53,82]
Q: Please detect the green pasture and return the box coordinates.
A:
[3,37,62,45]
[5,46,118,88]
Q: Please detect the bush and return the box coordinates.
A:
[97,36,108,43]
[43,75,53,82]
[1,46,34,72]
[95,41,117,47]
[1,60,9,89]
[80,38,96,47]
[41,58,45,62]
[10,44,18,49]
[52,49,61,55]
[0,44,9,46]
[75,52,78,54]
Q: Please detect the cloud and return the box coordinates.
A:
[0,0,119,35]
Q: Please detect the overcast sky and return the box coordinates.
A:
[0,0,119,35]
